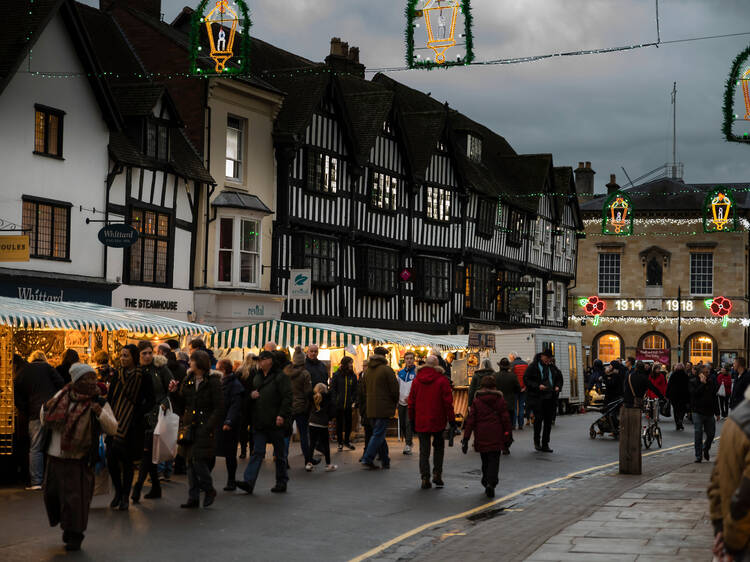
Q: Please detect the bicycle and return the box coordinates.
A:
[642,397,662,449]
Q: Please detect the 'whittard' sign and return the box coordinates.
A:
[98,224,139,248]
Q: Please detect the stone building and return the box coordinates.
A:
[571,170,750,368]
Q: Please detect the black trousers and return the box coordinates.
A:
[480,451,501,489]
[533,399,556,447]
[309,426,331,465]
[418,432,445,478]
[719,396,730,418]
[134,435,160,495]
[107,444,134,499]
[673,403,686,429]
[336,407,353,444]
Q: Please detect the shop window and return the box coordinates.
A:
[217,217,260,287]
[22,197,70,260]
[129,208,170,286]
[507,210,525,246]
[598,253,621,295]
[426,186,451,222]
[295,235,338,286]
[641,333,667,350]
[465,264,493,312]
[596,333,622,363]
[34,104,64,158]
[417,257,451,302]
[688,334,714,365]
[690,253,713,296]
[476,198,496,238]
[568,343,579,399]
[226,116,244,180]
[371,170,398,211]
[306,150,338,194]
[359,247,398,295]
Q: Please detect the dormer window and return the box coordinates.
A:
[145,119,169,161]
[467,134,482,162]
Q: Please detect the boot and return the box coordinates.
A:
[130,482,142,504]
[144,479,161,499]
[421,477,432,489]
[109,491,122,509]
[432,473,444,488]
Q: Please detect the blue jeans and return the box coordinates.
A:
[157,460,173,478]
[515,392,527,428]
[694,413,716,460]
[362,418,390,467]
[243,429,288,488]
[285,413,311,463]
[28,419,46,486]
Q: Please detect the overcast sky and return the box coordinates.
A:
[87,0,750,189]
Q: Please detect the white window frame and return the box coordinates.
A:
[598,253,621,296]
[226,115,244,182]
[215,214,262,288]
[534,278,543,319]
[689,252,713,296]
[426,185,451,222]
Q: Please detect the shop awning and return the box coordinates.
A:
[0,296,215,335]
[209,319,468,351]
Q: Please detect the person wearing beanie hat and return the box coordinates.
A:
[41,361,118,550]
[284,346,313,469]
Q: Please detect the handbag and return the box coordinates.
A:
[718,384,727,398]
[659,399,671,418]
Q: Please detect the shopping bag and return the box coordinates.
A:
[718,384,726,398]
[659,399,671,418]
[153,400,180,464]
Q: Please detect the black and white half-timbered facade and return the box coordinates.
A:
[259,38,582,333]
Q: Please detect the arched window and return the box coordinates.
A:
[595,332,623,363]
[686,333,715,365]
[639,332,669,351]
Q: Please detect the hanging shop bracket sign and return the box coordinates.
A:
[0,235,29,262]
[98,224,139,248]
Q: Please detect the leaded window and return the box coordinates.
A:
[129,208,170,285]
[22,198,70,260]
[418,257,451,302]
[307,150,338,193]
[371,171,398,210]
[476,199,496,238]
[297,235,338,285]
[34,105,64,158]
[426,186,450,221]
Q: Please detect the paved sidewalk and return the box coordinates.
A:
[525,462,713,561]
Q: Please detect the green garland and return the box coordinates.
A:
[722,44,750,143]
[405,0,475,70]
[190,0,252,76]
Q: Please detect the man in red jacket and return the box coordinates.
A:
[408,355,455,489]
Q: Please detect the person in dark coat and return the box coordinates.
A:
[106,345,153,511]
[523,349,563,453]
[14,351,64,489]
[468,360,496,406]
[305,344,329,387]
[237,351,293,495]
[730,357,750,411]
[215,359,244,490]
[331,356,358,451]
[93,351,116,388]
[169,350,224,508]
[285,347,313,467]
[55,349,79,385]
[461,375,513,498]
[494,358,521,454]
[623,362,665,407]
[360,348,399,470]
[667,364,691,430]
[356,361,372,458]
[307,383,338,472]
[717,366,733,418]
[690,365,720,463]
[159,343,187,384]
[131,341,173,503]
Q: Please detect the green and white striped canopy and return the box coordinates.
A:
[0,296,215,335]
[209,319,467,352]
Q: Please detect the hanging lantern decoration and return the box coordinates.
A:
[602,191,633,236]
[703,188,737,233]
[722,45,750,143]
[405,0,474,69]
[579,296,606,326]
[190,0,251,76]
[705,296,733,327]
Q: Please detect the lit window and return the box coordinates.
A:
[597,334,621,363]
[688,335,713,364]
[426,186,450,221]
[307,151,338,193]
[465,264,493,312]
[34,105,64,158]
[129,208,170,285]
[371,171,398,210]
[226,116,243,180]
[598,253,621,295]
[690,253,713,296]
[22,198,70,260]
[641,334,667,350]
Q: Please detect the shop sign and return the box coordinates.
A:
[123,298,178,311]
[468,332,496,350]
[508,288,532,314]
[636,348,670,367]
[0,235,29,262]
[289,269,312,300]
[248,304,265,316]
[98,224,139,248]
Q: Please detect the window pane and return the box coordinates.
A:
[241,220,258,252]
[329,157,338,192]
[218,250,232,282]
[53,207,67,258]
[37,204,52,256]
[47,114,60,156]
[226,127,239,160]
[132,209,143,232]
[241,252,257,284]
[22,202,36,254]
[130,238,142,282]
[158,126,168,160]
[144,211,156,235]
[147,122,156,158]
[143,238,155,282]
[219,218,233,250]
[155,240,167,283]
[158,214,169,237]
[34,111,46,152]
[690,253,713,295]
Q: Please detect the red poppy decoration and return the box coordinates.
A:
[709,296,732,317]
[579,296,606,326]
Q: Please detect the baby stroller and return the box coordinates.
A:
[589,397,623,439]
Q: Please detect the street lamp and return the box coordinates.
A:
[420,0,460,64]
[204,1,239,73]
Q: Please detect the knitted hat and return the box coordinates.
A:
[292,346,305,366]
[70,363,95,384]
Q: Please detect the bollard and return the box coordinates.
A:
[619,406,642,475]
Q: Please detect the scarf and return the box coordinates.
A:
[44,382,99,453]
[538,361,552,388]
[110,367,143,442]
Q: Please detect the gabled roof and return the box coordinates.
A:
[578,177,750,214]
[109,83,167,117]
[495,154,555,213]
[553,166,583,229]
[265,72,330,142]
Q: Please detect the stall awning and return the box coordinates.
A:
[209,319,467,351]
[0,296,215,335]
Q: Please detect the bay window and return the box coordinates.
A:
[216,216,261,286]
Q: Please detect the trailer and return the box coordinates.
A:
[473,327,585,414]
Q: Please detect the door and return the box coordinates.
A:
[568,342,579,400]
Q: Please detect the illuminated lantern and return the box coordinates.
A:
[706,296,733,327]
[420,0,460,64]
[602,191,633,236]
[204,1,239,72]
[579,296,606,326]
[703,188,736,233]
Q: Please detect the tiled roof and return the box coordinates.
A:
[495,154,555,213]
[212,191,272,214]
[109,83,165,117]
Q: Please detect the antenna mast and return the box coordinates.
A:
[668,82,683,180]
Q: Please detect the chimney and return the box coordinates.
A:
[325,37,366,78]
[101,0,161,19]
[573,160,596,201]
[606,173,620,195]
